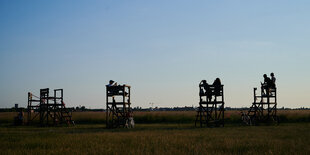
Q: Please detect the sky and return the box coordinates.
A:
[0,0,309,109]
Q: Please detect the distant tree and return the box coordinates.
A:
[81,106,86,111]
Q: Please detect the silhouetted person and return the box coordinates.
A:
[213,78,222,97]
[107,80,117,87]
[18,111,24,123]
[200,80,212,102]
[261,74,272,95]
[14,110,24,125]
[107,80,118,98]
[270,72,276,88]
[199,80,206,95]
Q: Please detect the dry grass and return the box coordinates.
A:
[0,123,309,154]
[1,111,309,154]
[1,110,310,125]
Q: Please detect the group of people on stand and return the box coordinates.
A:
[200,78,222,102]
[198,72,276,102]
[261,72,276,95]
[107,73,276,103]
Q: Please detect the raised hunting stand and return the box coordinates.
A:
[106,84,132,128]
[242,86,278,125]
[195,82,225,127]
[27,88,74,126]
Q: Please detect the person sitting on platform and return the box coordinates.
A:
[261,74,273,95]
[200,80,212,102]
[107,80,117,87]
[213,78,222,97]
[270,72,276,89]
[107,80,118,96]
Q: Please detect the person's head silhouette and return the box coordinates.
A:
[263,74,267,78]
[214,78,221,85]
[109,80,114,85]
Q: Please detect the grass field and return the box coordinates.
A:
[1,110,310,125]
[0,111,309,154]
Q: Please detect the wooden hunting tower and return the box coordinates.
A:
[242,87,278,125]
[195,83,225,127]
[106,84,132,128]
[27,88,74,126]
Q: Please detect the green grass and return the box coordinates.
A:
[0,123,309,154]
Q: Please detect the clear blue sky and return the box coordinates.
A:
[0,0,309,108]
